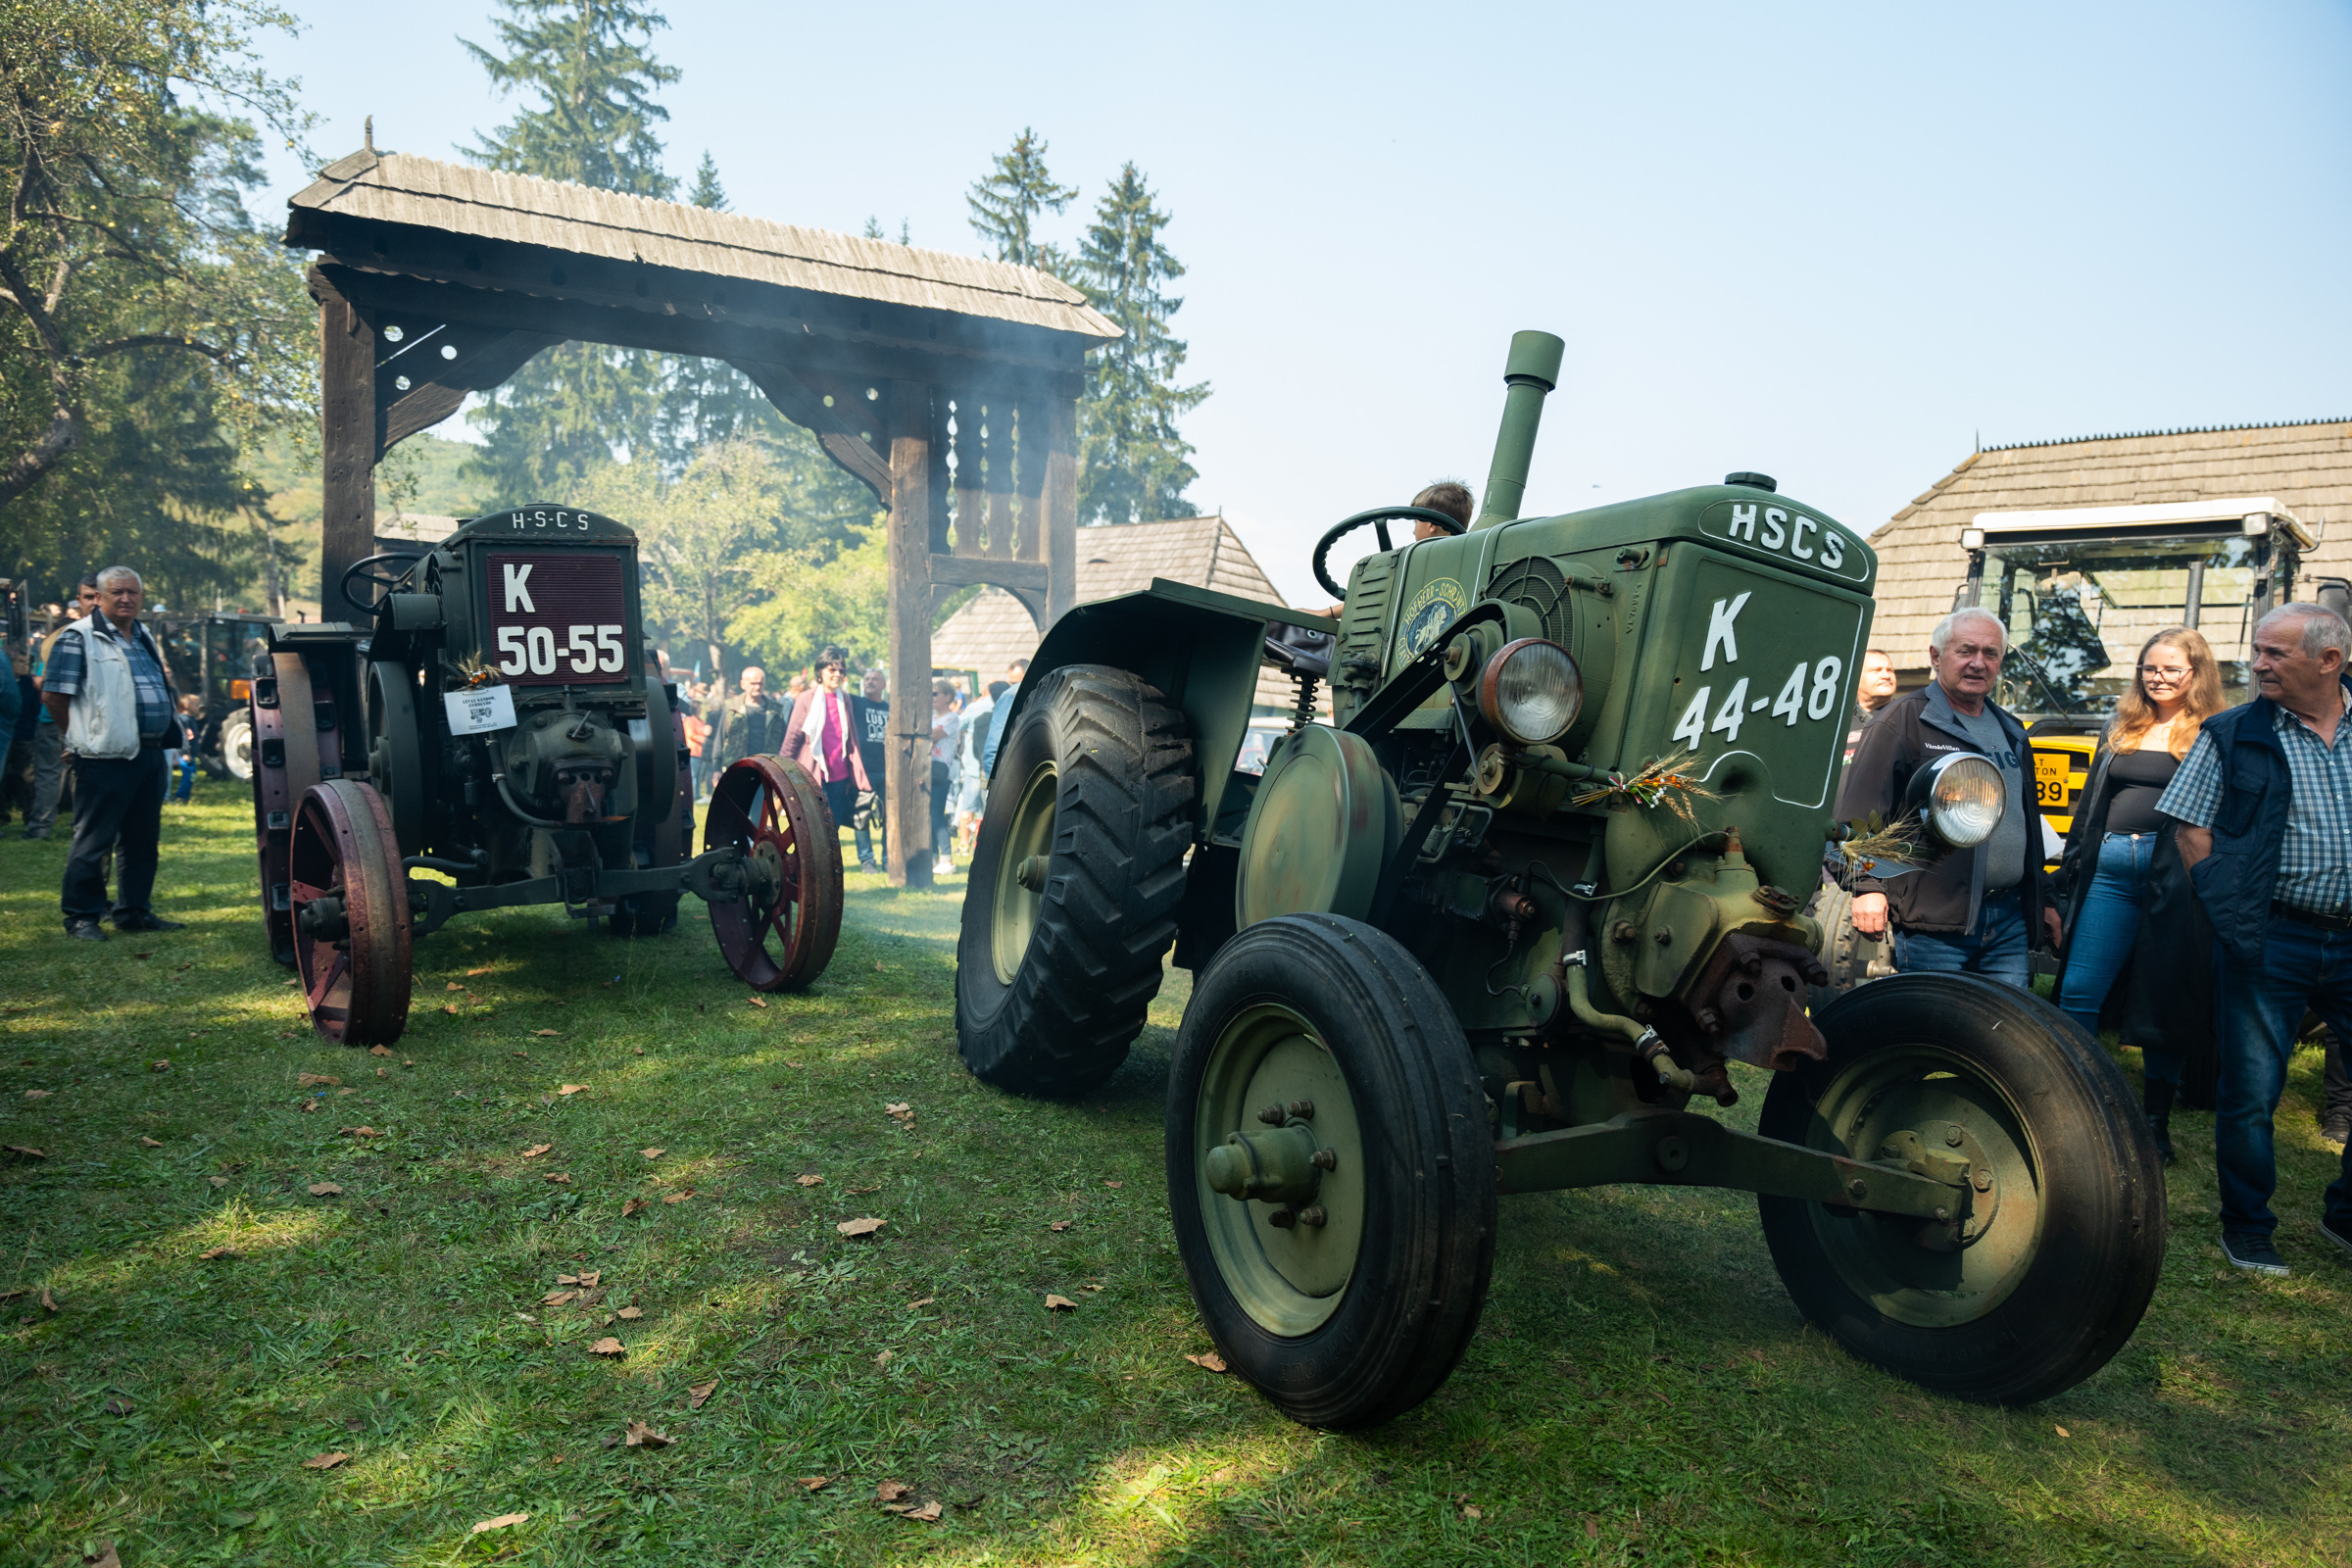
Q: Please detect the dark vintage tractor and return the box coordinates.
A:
[249,503,841,1044]
[955,333,2166,1429]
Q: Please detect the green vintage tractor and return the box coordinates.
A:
[956,332,2167,1428]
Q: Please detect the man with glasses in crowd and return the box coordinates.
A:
[2161,602,2352,1277]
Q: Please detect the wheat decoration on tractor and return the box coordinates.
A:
[951,332,2167,1431]
[247,502,840,1046]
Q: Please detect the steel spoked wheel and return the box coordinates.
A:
[288,779,413,1046]
[1167,913,1495,1430]
[703,756,841,991]
[1759,973,2165,1404]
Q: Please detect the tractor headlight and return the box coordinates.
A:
[1477,638,1583,746]
[1910,753,2006,849]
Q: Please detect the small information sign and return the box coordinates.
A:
[443,684,517,736]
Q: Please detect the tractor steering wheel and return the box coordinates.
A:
[339,552,423,616]
[1312,507,1467,601]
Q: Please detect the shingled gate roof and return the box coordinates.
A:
[287,150,1118,342]
[1868,418,2352,675]
[931,515,1323,715]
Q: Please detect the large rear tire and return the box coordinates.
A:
[955,666,1195,1096]
[1759,972,2165,1404]
[1167,914,1496,1429]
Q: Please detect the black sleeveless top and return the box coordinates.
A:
[2102,748,2179,836]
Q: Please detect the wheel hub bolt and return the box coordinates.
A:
[1973,1168,1993,1192]
[1288,1100,1315,1119]
[1297,1205,1328,1227]
[1267,1206,1298,1229]
[1015,855,1048,892]
[1846,1178,1868,1200]
[1944,1127,1964,1148]
[1933,1206,1950,1222]
[1255,1104,1285,1126]
[1310,1148,1337,1171]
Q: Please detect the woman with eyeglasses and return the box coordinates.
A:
[2054,626,2226,1161]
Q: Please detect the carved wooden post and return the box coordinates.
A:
[314,270,376,619]
[885,380,936,889]
[1042,396,1080,625]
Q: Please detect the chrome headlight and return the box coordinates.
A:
[1915,753,2005,848]
[1477,638,1583,746]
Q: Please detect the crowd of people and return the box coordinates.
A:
[1837,600,2352,1278]
[672,648,1029,878]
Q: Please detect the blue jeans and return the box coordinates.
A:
[1892,889,2032,988]
[2212,916,2352,1239]
[2058,833,2158,1054]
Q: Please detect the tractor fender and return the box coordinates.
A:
[1000,577,1331,835]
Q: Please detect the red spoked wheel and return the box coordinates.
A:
[249,653,321,966]
[288,779,414,1046]
[704,756,842,992]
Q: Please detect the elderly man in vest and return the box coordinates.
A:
[2160,602,2352,1276]
[2154,602,2352,1278]
[39,565,182,940]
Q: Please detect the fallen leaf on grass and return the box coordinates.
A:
[641,1148,666,1160]
[907,1297,934,1309]
[470,1512,528,1534]
[534,1030,562,1039]
[620,1200,648,1217]
[297,1101,318,1114]
[336,1087,356,1096]
[795,1173,822,1187]
[884,1102,913,1120]
[688,1379,717,1409]
[1049,1220,1070,1233]
[199,1246,238,1261]
[295,1073,340,1088]
[466,966,494,977]
[588,1338,625,1357]
[302,1451,349,1470]
[442,1005,458,1016]
[623,1419,672,1448]
[558,1271,601,1288]
[446,982,463,992]
[2055,1425,2072,1439]
[1185,1351,1228,1373]
[207,1175,228,1188]
[1104,1180,1123,1189]
[341,1126,378,1138]
[1586,1518,1599,1540]
[1462,1504,1484,1521]
[5,1145,45,1159]
[876,1480,911,1502]
[368,1045,393,1057]
[545,1173,572,1185]
[150,1059,170,1072]
[904,1501,943,1522]
[1082,1282,1103,1293]
[375,1067,386,1079]
[41,1288,60,1312]
[83,1544,119,1568]
[800,1476,830,1491]
[873,1349,893,1368]
[1044,1294,1077,1311]
[23,1089,52,1100]
[747,996,767,1007]
[542,1291,578,1306]
[616,1306,643,1320]
[138,1136,164,1148]
[520,1144,552,1158]
[836,1216,884,1237]
[308,1183,343,1197]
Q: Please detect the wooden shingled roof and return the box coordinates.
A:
[286,149,1118,342]
[1867,418,2352,676]
[931,515,1325,715]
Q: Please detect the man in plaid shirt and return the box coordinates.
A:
[39,565,183,941]
[2160,602,2352,1276]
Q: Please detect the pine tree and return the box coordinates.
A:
[459,0,678,498]
[967,128,1076,274]
[1072,165,1208,525]
[649,152,775,469]
[686,149,726,211]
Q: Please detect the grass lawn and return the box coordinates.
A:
[3,793,2349,1567]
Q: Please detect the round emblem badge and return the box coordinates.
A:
[1400,577,1469,656]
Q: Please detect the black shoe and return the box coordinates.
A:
[2143,1079,2178,1165]
[111,913,184,932]
[2323,1116,2350,1151]
[2221,1230,2290,1277]
[21,828,48,840]
[2321,1214,2352,1261]
[65,918,109,942]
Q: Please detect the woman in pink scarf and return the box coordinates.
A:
[781,646,872,846]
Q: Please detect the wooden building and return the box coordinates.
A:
[1866,418,2352,685]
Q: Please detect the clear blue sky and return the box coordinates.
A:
[247,1,2352,607]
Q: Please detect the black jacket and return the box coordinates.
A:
[2053,733,2212,1054]
[1835,681,2049,936]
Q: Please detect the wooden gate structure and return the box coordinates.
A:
[281,136,1116,887]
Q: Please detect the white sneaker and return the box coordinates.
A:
[933,856,955,876]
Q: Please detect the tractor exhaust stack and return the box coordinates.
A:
[1472,329,1566,530]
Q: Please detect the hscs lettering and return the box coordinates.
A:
[1725,503,1846,570]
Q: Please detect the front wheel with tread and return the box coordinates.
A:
[1759,972,2165,1405]
[955,665,1195,1096]
[1167,914,1496,1430]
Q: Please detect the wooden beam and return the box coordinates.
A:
[312,268,376,616]
[1041,396,1080,625]
[928,555,1046,591]
[1013,394,1048,562]
[729,358,894,501]
[884,379,936,890]
[376,327,563,455]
